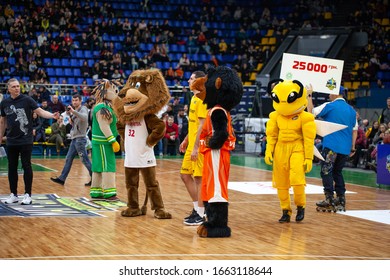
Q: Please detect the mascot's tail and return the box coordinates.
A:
[141,192,148,215]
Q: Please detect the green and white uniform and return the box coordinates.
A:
[90,103,118,199]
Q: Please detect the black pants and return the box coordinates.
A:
[7,144,33,196]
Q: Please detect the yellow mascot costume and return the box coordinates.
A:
[265,79,316,223]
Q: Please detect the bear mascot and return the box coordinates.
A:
[112,69,172,219]
[264,79,316,223]
[195,66,243,238]
[89,79,122,201]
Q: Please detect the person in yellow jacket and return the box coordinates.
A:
[265,79,316,223]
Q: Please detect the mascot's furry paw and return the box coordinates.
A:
[197,224,208,237]
[197,222,231,238]
[121,207,145,217]
[154,209,172,219]
[141,205,147,215]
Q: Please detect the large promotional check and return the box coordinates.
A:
[280,53,344,95]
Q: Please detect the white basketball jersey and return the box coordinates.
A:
[124,119,156,168]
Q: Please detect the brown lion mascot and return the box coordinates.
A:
[112,69,172,219]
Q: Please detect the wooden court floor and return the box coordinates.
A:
[0,154,389,260]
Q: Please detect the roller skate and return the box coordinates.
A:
[316,194,336,213]
[334,194,346,212]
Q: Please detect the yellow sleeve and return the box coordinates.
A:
[265,111,279,155]
[197,99,208,119]
[301,111,316,160]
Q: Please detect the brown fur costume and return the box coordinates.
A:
[112,69,172,219]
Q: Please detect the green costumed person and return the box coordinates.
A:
[89,79,122,200]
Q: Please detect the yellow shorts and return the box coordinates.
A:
[180,149,204,177]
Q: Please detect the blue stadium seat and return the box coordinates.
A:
[67,77,75,84]
[183,71,191,80]
[52,58,61,66]
[61,58,69,66]
[178,45,187,53]
[114,42,122,51]
[60,95,72,104]
[76,78,85,85]
[55,68,64,77]
[44,58,51,65]
[86,78,93,85]
[70,59,78,67]
[87,59,95,67]
[170,44,178,52]
[46,67,55,76]
[73,68,81,76]
[75,50,83,58]
[64,68,73,76]
[84,50,92,58]
[163,62,171,69]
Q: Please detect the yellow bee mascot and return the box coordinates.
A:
[265,79,316,223]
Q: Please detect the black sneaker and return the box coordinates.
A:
[183,208,197,221]
[50,177,65,186]
[183,213,205,226]
[84,181,91,186]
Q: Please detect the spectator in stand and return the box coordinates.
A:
[165,66,175,81]
[240,63,251,83]
[32,112,46,142]
[48,95,66,114]
[40,99,53,130]
[129,52,139,71]
[197,31,207,46]
[176,53,191,71]
[38,86,51,103]
[47,115,67,154]
[37,32,47,48]
[366,120,379,146]
[187,36,199,55]
[163,115,179,156]
[76,32,90,50]
[379,97,390,125]
[174,105,188,146]
[91,62,101,81]
[0,56,11,76]
[81,60,91,78]
[50,41,59,58]
[218,38,228,54]
[373,123,388,146]
[351,119,367,168]
[175,66,184,80]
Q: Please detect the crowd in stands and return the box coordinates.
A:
[344,0,390,92]
[0,0,389,163]
[0,0,341,94]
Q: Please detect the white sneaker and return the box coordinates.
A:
[21,193,32,205]
[4,193,18,204]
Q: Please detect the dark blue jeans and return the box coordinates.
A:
[6,144,33,196]
[320,148,348,196]
[58,137,92,182]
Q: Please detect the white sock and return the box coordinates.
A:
[193,201,198,211]
[197,207,205,217]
